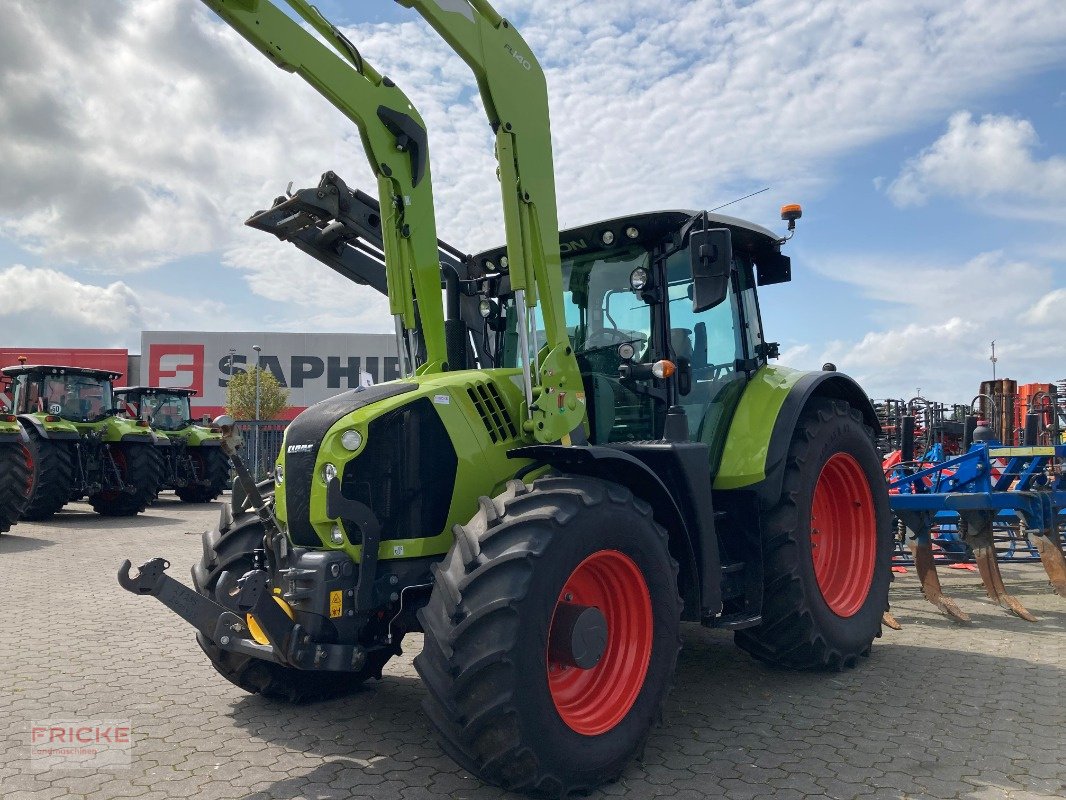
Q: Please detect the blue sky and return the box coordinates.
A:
[1,0,1064,400]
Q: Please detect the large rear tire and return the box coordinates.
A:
[191,507,386,702]
[89,444,163,516]
[0,441,34,533]
[735,398,892,669]
[416,476,681,796]
[20,431,74,521]
[175,447,229,503]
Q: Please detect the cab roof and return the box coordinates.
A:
[471,209,789,285]
[0,364,122,381]
[114,386,198,397]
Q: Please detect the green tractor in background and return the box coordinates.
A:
[3,364,164,518]
[114,386,229,503]
[119,1,892,795]
[0,381,34,533]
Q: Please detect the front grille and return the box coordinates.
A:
[282,382,418,546]
[468,382,518,443]
[340,398,457,543]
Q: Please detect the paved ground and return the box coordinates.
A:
[2,497,1065,800]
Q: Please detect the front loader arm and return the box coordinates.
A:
[201,0,448,372]
[398,0,585,441]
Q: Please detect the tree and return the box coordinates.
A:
[225,367,290,420]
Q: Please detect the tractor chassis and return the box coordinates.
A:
[73,438,138,497]
[160,439,211,490]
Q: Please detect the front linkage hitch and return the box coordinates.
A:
[117,557,369,672]
[118,415,381,673]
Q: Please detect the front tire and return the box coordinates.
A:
[416,476,681,796]
[89,444,163,516]
[0,442,34,533]
[735,399,892,669]
[176,447,230,503]
[20,431,74,521]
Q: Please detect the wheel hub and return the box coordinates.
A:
[547,602,608,670]
[546,549,653,736]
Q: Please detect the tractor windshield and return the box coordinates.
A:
[16,373,114,422]
[140,394,192,431]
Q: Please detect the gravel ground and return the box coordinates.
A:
[2,496,1065,800]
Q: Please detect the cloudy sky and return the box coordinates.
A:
[1,0,1064,400]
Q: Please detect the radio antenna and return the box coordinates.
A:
[709,186,770,213]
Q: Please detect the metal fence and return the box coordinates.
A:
[235,420,290,480]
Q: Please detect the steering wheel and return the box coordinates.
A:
[581,328,647,352]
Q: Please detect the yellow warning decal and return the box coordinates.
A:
[329,590,343,619]
[989,447,1056,457]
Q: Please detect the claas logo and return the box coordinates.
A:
[148,344,204,396]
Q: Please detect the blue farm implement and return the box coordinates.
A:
[888,440,1066,623]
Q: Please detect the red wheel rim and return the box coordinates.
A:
[20,443,34,494]
[810,452,877,617]
[547,550,652,736]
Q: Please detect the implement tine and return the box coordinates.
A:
[909,541,971,623]
[1031,531,1066,597]
[972,545,1037,622]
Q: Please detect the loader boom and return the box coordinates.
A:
[200,0,448,373]
[398,0,585,441]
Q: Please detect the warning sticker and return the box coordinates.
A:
[329,590,343,619]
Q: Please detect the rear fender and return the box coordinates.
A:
[16,414,79,441]
[714,366,878,507]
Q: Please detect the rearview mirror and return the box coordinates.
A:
[689,228,732,313]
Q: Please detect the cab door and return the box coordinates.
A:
[667,252,764,475]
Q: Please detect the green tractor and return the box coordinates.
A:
[119,1,891,795]
[4,365,164,518]
[114,386,229,503]
[0,391,34,534]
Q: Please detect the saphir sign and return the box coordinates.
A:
[140,331,401,416]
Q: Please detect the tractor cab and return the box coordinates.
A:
[5,364,119,424]
[472,209,791,469]
[115,386,198,432]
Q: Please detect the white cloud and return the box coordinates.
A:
[0,266,141,334]
[0,0,1065,350]
[886,112,1066,219]
[0,264,246,348]
[785,252,1066,398]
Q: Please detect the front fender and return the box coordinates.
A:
[507,444,705,621]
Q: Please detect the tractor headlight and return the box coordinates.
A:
[322,462,338,484]
[625,226,640,239]
[617,342,636,361]
[330,524,344,545]
[341,430,362,451]
[479,299,494,318]
[275,465,284,485]
[601,230,615,245]
[629,267,649,291]
[499,256,509,269]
